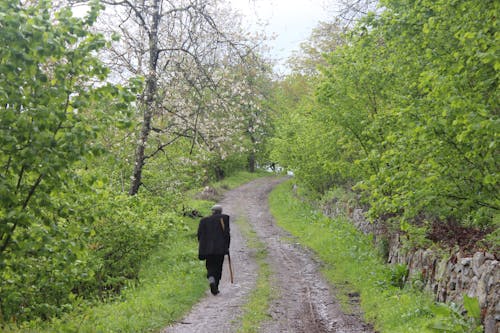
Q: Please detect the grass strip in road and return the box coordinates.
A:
[235,216,273,333]
[268,180,463,333]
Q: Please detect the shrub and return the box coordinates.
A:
[75,194,178,299]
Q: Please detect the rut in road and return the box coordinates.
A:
[163,176,373,333]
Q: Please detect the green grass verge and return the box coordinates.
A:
[235,217,272,333]
[268,180,458,333]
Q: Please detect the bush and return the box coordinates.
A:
[0,189,179,326]
[74,194,178,299]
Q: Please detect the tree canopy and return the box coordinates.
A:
[271,0,499,230]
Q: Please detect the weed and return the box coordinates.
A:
[236,216,273,333]
[428,295,483,333]
[390,264,409,289]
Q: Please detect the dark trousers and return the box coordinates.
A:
[205,254,225,286]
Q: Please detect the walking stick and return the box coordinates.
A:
[220,217,234,284]
[227,254,234,284]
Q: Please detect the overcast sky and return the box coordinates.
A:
[74,0,336,73]
[228,0,336,72]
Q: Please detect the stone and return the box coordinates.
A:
[467,276,478,296]
[484,252,495,260]
[461,258,472,266]
[495,299,500,318]
[477,277,488,307]
[472,252,486,276]
[436,259,448,282]
[483,316,496,333]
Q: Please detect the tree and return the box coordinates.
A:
[270,14,354,191]
[288,20,348,75]
[0,0,106,258]
[0,0,132,320]
[362,0,499,223]
[290,0,499,228]
[335,0,379,27]
[96,0,266,194]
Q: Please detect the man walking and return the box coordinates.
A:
[197,204,230,295]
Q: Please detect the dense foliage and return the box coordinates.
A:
[0,0,270,326]
[271,0,499,235]
[0,0,127,322]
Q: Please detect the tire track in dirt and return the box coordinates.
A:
[163,176,373,333]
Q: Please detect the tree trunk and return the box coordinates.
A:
[128,106,151,195]
[129,0,160,195]
[214,165,225,181]
[248,126,256,172]
[248,152,255,173]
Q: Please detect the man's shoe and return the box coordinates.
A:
[208,276,219,295]
[210,282,218,295]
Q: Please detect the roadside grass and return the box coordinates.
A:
[268,180,454,333]
[10,170,269,333]
[235,216,273,333]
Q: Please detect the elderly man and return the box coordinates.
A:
[197,204,230,295]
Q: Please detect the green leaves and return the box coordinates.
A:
[0,0,125,251]
[428,295,483,333]
[0,0,139,324]
[462,294,481,322]
[274,0,498,230]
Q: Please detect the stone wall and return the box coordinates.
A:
[321,205,499,333]
[389,234,499,333]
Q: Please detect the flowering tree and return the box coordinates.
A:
[96,0,268,193]
[187,55,273,178]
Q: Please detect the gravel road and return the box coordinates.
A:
[163,176,373,333]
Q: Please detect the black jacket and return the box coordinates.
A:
[197,213,230,260]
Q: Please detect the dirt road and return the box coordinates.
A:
[163,176,373,333]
